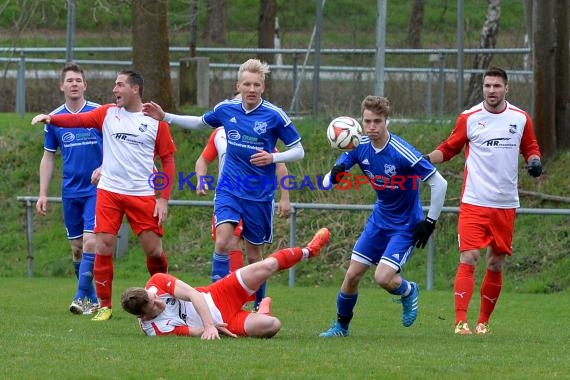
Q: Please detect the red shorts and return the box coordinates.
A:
[94,188,163,236]
[457,203,516,255]
[197,271,251,336]
[211,214,243,241]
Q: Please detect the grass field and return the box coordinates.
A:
[1,276,569,379]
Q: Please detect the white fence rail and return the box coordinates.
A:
[16,196,570,290]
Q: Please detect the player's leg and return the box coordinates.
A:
[91,189,122,321]
[238,227,330,292]
[213,192,243,282]
[125,194,168,275]
[228,221,244,272]
[320,222,380,337]
[476,208,514,335]
[240,199,274,310]
[376,232,419,327]
[62,197,87,314]
[243,312,281,338]
[454,204,489,334]
[78,194,98,314]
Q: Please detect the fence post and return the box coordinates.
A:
[25,199,34,278]
[288,207,297,287]
[16,51,26,118]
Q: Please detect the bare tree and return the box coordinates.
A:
[132,0,175,112]
[406,0,425,48]
[203,0,226,44]
[464,0,501,108]
[258,0,277,98]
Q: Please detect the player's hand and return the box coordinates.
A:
[527,158,542,178]
[154,198,169,225]
[278,197,291,218]
[91,167,102,185]
[200,324,222,340]
[412,217,436,249]
[142,101,166,121]
[250,149,273,166]
[196,182,209,197]
[216,323,238,338]
[36,196,48,216]
[330,163,347,184]
[31,114,50,125]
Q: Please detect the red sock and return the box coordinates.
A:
[94,254,114,308]
[478,269,502,324]
[268,247,303,270]
[146,251,168,275]
[454,263,475,324]
[229,250,244,272]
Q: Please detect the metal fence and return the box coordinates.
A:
[1,46,533,118]
[16,196,570,290]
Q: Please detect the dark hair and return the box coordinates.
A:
[118,70,144,97]
[484,66,508,84]
[61,62,85,83]
[361,95,391,117]
[121,287,149,316]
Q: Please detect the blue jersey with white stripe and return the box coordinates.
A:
[44,101,103,198]
[203,98,301,201]
[336,133,436,229]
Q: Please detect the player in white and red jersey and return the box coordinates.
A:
[120,227,329,338]
[425,67,542,335]
[32,70,176,322]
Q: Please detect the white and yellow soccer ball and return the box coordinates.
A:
[326,116,363,151]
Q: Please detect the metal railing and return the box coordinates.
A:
[16,196,570,290]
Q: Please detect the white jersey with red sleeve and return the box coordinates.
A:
[436,101,541,208]
[51,104,176,197]
[200,127,227,177]
[138,273,223,337]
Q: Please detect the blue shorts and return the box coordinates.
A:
[352,217,415,272]
[62,194,96,240]
[214,191,274,245]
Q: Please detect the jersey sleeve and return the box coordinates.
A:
[436,114,470,161]
[200,129,220,161]
[155,121,177,157]
[519,112,541,160]
[43,124,59,152]
[49,104,112,130]
[146,273,178,294]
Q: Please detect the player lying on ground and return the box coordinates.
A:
[121,228,330,339]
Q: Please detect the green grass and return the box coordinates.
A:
[1,277,569,379]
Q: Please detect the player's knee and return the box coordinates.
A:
[262,317,281,338]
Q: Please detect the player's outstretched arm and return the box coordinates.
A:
[31,114,51,125]
[173,279,220,340]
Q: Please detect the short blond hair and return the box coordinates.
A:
[238,59,271,82]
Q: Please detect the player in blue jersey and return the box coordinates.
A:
[319,96,448,337]
[142,58,304,309]
[36,63,103,315]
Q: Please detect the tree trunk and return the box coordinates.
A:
[203,0,226,44]
[464,0,501,108]
[258,0,277,98]
[132,0,175,112]
[407,0,425,48]
[554,0,569,150]
[533,0,557,160]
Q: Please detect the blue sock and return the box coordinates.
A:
[73,261,80,279]
[211,252,230,282]
[389,279,411,296]
[75,253,96,301]
[253,282,267,310]
[337,291,358,329]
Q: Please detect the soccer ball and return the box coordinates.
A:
[326,116,363,151]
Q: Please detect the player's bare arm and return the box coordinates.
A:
[276,162,291,218]
[250,149,273,166]
[31,114,51,125]
[195,156,212,196]
[172,279,221,340]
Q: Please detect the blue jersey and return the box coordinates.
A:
[203,98,301,201]
[44,101,103,198]
[336,133,436,229]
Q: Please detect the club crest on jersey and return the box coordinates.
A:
[384,164,397,177]
[139,123,149,132]
[254,121,267,135]
[508,124,517,134]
